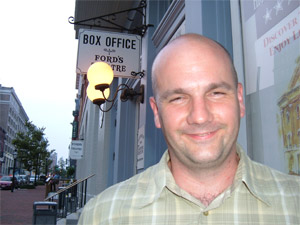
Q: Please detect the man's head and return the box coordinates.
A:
[151,34,238,100]
[150,33,245,171]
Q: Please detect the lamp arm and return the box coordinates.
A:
[98,83,131,112]
[98,101,115,113]
[101,83,130,103]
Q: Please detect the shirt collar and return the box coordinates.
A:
[236,144,271,206]
[138,151,169,208]
[138,150,196,208]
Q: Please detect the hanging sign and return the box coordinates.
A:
[69,140,84,160]
[77,29,141,78]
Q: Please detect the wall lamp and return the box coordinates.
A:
[87,62,144,112]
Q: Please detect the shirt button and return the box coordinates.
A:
[203,211,209,216]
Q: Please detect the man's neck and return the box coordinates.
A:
[169,151,239,206]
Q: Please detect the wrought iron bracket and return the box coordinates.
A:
[69,0,153,37]
[131,70,145,78]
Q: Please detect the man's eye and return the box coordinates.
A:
[169,96,183,103]
[210,91,226,98]
[213,91,225,95]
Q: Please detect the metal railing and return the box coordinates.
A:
[44,174,95,220]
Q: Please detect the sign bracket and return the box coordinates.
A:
[69,0,153,37]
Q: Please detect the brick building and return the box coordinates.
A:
[0,85,29,175]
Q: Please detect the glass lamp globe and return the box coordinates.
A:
[87,62,114,90]
[87,84,110,106]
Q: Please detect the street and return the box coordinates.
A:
[0,185,46,225]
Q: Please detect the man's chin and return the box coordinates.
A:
[182,149,224,167]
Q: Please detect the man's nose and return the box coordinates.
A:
[187,97,212,125]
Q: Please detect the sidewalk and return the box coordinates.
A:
[0,185,46,225]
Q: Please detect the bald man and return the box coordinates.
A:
[79,34,300,225]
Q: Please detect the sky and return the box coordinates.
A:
[0,1,78,160]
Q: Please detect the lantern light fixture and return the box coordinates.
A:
[87,62,144,112]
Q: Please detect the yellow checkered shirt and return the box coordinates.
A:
[78,145,300,224]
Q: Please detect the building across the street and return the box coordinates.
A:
[0,84,29,176]
[49,152,58,172]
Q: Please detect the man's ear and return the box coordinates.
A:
[149,97,162,128]
[237,83,245,118]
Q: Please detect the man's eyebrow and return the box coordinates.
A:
[159,88,187,100]
[158,81,235,101]
[206,82,234,91]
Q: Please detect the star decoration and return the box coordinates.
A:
[263,8,272,24]
[274,0,283,15]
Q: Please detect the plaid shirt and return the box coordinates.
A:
[78,145,300,225]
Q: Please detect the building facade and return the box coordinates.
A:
[71,0,300,201]
[0,85,29,176]
[49,152,58,173]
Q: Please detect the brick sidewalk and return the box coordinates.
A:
[0,185,46,225]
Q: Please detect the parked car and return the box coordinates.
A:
[16,176,23,185]
[39,175,46,183]
[16,175,29,185]
[29,176,35,183]
[0,176,18,190]
[19,175,29,185]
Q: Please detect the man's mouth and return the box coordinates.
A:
[185,130,218,140]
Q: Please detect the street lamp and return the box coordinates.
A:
[86,62,144,112]
[11,150,17,192]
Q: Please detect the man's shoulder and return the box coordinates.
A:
[86,163,159,208]
[249,159,300,193]
[78,164,161,224]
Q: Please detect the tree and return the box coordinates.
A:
[57,157,66,178]
[12,121,54,185]
[43,154,54,177]
[66,166,75,178]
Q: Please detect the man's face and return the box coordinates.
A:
[150,40,245,170]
